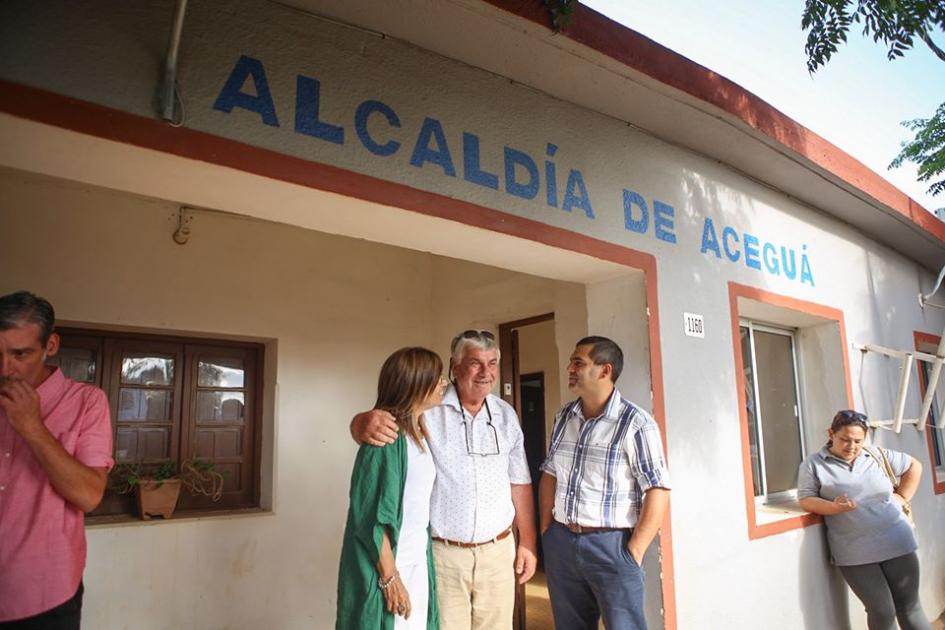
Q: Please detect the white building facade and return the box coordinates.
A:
[1,1,943,628]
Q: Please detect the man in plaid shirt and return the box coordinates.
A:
[539,336,670,630]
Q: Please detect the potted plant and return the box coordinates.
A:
[111,459,224,520]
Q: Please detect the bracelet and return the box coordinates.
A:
[378,572,400,590]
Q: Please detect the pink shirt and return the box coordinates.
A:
[0,368,113,621]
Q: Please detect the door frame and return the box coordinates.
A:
[498,312,554,418]
[498,314,553,630]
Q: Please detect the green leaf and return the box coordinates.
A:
[803,0,945,196]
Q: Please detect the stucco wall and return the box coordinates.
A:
[0,169,601,629]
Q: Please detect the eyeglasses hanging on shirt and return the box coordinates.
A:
[461,403,501,457]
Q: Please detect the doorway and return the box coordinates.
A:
[498,315,559,531]
[499,314,559,630]
[520,372,546,566]
[0,106,673,627]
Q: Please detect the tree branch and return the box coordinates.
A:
[920,32,945,63]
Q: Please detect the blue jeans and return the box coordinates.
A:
[542,522,646,630]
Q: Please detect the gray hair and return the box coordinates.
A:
[0,291,56,344]
[450,329,499,365]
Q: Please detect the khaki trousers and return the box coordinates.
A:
[432,534,516,630]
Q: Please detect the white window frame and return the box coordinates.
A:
[740,320,807,504]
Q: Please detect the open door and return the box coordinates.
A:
[499,314,557,630]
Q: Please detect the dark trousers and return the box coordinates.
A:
[0,583,83,630]
[839,552,929,630]
[542,522,646,630]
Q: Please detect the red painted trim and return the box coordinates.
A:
[727,282,855,539]
[0,79,648,268]
[483,1,943,246]
[913,331,945,495]
[639,257,677,630]
[0,79,678,628]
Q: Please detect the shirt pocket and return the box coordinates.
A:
[579,441,621,487]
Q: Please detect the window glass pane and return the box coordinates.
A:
[198,358,245,388]
[121,355,174,386]
[920,362,945,468]
[754,330,802,495]
[932,428,945,468]
[118,388,173,421]
[196,391,245,424]
[49,347,96,383]
[934,425,945,469]
[741,327,763,496]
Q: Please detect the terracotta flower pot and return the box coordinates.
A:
[136,479,182,520]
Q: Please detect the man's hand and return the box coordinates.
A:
[627,540,645,566]
[625,487,669,569]
[510,483,537,584]
[1,378,108,512]
[0,378,46,439]
[515,543,537,584]
[350,410,399,446]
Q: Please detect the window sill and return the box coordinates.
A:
[755,498,807,526]
[86,507,272,529]
[748,496,822,539]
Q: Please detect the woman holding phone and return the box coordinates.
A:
[798,410,928,630]
[336,347,447,630]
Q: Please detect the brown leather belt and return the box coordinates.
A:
[564,522,629,534]
[433,527,513,548]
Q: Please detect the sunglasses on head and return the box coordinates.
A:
[450,329,495,352]
[832,409,868,428]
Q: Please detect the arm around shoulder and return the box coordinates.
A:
[351,409,400,446]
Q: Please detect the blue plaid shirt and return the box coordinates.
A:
[541,389,670,528]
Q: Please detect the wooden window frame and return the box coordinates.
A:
[53,326,264,520]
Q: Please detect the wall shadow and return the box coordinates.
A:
[798,524,852,629]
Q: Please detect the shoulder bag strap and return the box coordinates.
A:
[876,447,899,487]
[864,446,898,489]
[865,447,915,525]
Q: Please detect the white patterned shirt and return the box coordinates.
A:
[541,389,670,529]
[425,385,531,543]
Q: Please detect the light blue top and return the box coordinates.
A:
[797,445,916,566]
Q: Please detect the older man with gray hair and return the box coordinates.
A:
[351,329,537,630]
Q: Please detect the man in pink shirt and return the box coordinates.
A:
[0,292,113,629]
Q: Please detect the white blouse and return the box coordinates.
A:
[396,435,437,566]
